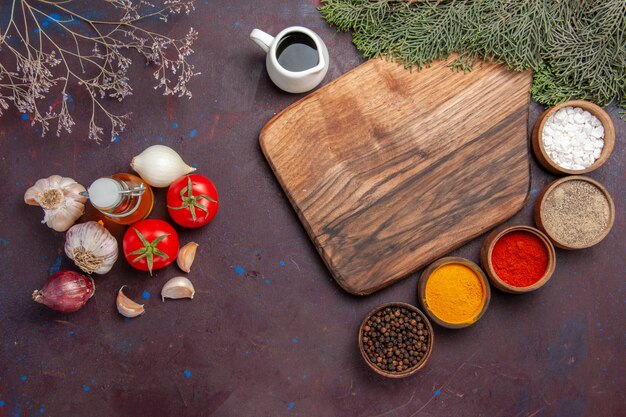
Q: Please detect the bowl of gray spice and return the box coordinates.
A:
[534,176,615,249]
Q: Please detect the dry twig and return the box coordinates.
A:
[0,0,199,142]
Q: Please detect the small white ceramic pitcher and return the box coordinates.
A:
[250,26,329,94]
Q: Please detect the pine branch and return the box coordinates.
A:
[320,0,626,113]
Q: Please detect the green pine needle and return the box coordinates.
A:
[320,0,626,114]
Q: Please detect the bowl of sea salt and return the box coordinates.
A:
[531,100,615,175]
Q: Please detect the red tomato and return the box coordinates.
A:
[167,174,219,228]
[123,219,180,274]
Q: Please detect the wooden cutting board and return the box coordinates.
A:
[260,57,532,295]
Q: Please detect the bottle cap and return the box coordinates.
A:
[88,178,123,209]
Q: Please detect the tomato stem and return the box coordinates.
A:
[167,176,216,222]
[127,228,170,275]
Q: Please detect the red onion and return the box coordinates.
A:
[32,270,95,313]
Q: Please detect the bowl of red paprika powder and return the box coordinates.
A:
[480,225,556,294]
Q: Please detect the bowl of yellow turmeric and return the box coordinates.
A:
[418,257,491,329]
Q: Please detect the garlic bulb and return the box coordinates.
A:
[130,145,195,187]
[161,277,195,301]
[116,286,145,318]
[177,242,199,273]
[24,175,87,232]
[65,221,118,274]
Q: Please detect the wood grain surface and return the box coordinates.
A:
[260,57,532,295]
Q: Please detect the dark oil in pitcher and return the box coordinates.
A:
[276,32,319,72]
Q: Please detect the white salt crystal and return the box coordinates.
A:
[591,126,604,138]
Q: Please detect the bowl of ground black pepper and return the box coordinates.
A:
[480,225,556,293]
[535,176,615,249]
[358,302,433,378]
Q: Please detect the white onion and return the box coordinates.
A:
[130,145,195,187]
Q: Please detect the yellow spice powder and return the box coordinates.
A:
[424,263,485,325]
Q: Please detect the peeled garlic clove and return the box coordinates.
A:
[130,145,196,188]
[116,286,145,318]
[24,175,87,232]
[177,242,199,273]
[161,277,195,301]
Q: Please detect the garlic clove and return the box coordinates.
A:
[161,277,195,301]
[177,242,199,273]
[116,286,145,318]
[130,145,196,188]
[46,199,86,232]
[47,175,64,188]
[46,210,77,232]
[65,183,88,203]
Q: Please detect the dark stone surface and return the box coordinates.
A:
[0,1,623,416]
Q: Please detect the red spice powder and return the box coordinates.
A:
[491,231,549,287]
